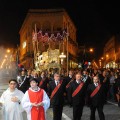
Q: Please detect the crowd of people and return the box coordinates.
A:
[0,67,120,120]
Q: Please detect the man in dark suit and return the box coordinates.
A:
[64,70,75,106]
[82,69,92,86]
[39,71,49,93]
[69,73,87,120]
[100,70,110,102]
[86,76,105,120]
[17,70,30,93]
[48,73,65,120]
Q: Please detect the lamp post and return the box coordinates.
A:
[100,57,104,68]
[82,46,94,68]
[59,52,66,65]
[66,31,69,76]
[105,54,109,68]
[99,59,102,68]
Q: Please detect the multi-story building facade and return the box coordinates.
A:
[103,35,120,68]
[19,9,79,71]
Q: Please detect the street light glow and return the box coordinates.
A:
[106,54,109,58]
[5,55,7,58]
[59,52,66,64]
[89,48,93,52]
[59,52,66,59]
[7,49,10,53]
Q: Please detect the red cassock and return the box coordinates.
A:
[28,89,45,120]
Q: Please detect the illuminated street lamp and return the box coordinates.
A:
[89,48,94,53]
[59,52,66,64]
[7,49,10,53]
[99,59,102,67]
[106,54,109,58]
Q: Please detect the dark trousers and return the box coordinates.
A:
[90,105,105,120]
[66,89,72,106]
[73,104,84,120]
[53,104,63,120]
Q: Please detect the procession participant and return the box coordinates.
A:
[82,69,92,86]
[65,70,75,107]
[21,78,50,120]
[17,70,29,93]
[100,70,110,102]
[65,70,75,88]
[86,76,105,120]
[0,79,24,120]
[48,73,66,120]
[69,73,87,120]
[39,71,49,93]
[17,70,27,85]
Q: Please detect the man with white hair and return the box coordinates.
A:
[48,73,66,120]
[69,72,87,120]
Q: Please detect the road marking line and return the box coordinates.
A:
[107,101,118,107]
[62,113,72,120]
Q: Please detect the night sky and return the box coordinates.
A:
[0,0,120,59]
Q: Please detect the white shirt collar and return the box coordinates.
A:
[55,80,59,85]
[76,80,81,84]
[94,83,98,87]
[69,75,72,78]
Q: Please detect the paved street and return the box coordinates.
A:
[47,102,120,120]
[0,78,120,120]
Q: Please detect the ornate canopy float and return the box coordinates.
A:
[32,25,69,73]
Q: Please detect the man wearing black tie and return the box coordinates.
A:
[48,73,65,120]
[86,76,106,120]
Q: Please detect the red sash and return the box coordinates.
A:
[66,81,71,89]
[39,80,44,87]
[72,82,84,97]
[66,79,74,89]
[90,84,101,98]
[50,80,63,100]
[66,83,70,89]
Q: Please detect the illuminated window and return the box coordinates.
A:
[23,41,26,49]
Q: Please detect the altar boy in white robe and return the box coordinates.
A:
[21,78,50,120]
[0,79,24,120]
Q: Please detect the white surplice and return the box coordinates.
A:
[21,87,50,120]
[0,88,24,120]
